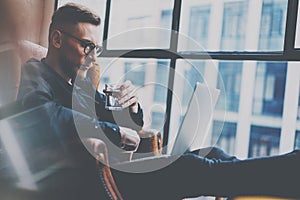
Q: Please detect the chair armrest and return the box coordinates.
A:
[83,138,124,200]
[133,129,162,159]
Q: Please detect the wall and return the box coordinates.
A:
[0,0,55,45]
[0,0,55,105]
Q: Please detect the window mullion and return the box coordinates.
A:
[102,0,111,50]
[283,0,298,53]
[162,0,182,152]
[169,0,181,52]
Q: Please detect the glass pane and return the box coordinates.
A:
[295,2,300,48]
[97,57,170,133]
[107,0,174,49]
[178,0,288,52]
[58,0,107,42]
[249,126,280,157]
[252,62,287,117]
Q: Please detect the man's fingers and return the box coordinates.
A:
[121,96,138,109]
[120,80,131,90]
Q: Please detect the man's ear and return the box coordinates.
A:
[50,30,62,48]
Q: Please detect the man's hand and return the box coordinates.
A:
[118,80,139,113]
[119,126,140,151]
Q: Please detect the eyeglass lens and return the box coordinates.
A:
[84,44,103,56]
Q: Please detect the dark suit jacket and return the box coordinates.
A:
[17,58,144,147]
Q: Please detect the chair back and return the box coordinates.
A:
[0,40,47,106]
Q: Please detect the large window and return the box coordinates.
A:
[57,0,300,159]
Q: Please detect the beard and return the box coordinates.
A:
[58,54,80,81]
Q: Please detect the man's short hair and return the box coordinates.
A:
[49,3,101,37]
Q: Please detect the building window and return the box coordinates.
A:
[253,62,287,116]
[151,111,165,130]
[154,61,169,103]
[221,1,247,50]
[259,0,287,50]
[124,62,146,86]
[160,10,172,48]
[216,62,242,112]
[249,126,280,157]
[295,131,300,149]
[188,6,210,49]
[211,121,236,155]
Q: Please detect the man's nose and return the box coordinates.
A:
[88,49,97,61]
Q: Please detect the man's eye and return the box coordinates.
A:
[80,42,87,48]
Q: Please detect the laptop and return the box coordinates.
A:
[115,82,220,172]
[169,82,220,156]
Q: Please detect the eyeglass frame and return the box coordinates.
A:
[59,30,103,57]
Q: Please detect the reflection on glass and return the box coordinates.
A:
[253,62,287,116]
[211,121,236,155]
[179,0,288,52]
[108,0,174,49]
[249,126,280,157]
[98,58,170,134]
[58,0,106,42]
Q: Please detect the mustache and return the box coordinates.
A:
[80,61,98,70]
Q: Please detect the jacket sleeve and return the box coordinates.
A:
[17,79,122,147]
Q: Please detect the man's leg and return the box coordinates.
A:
[191,146,239,161]
[111,150,300,200]
[205,149,300,198]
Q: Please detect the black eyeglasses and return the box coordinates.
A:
[60,30,103,57]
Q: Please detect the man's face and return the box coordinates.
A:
[58,23,101,80]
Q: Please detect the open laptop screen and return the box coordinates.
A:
[170,82,220,156]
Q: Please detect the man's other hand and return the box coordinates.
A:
[119,126,140,151]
